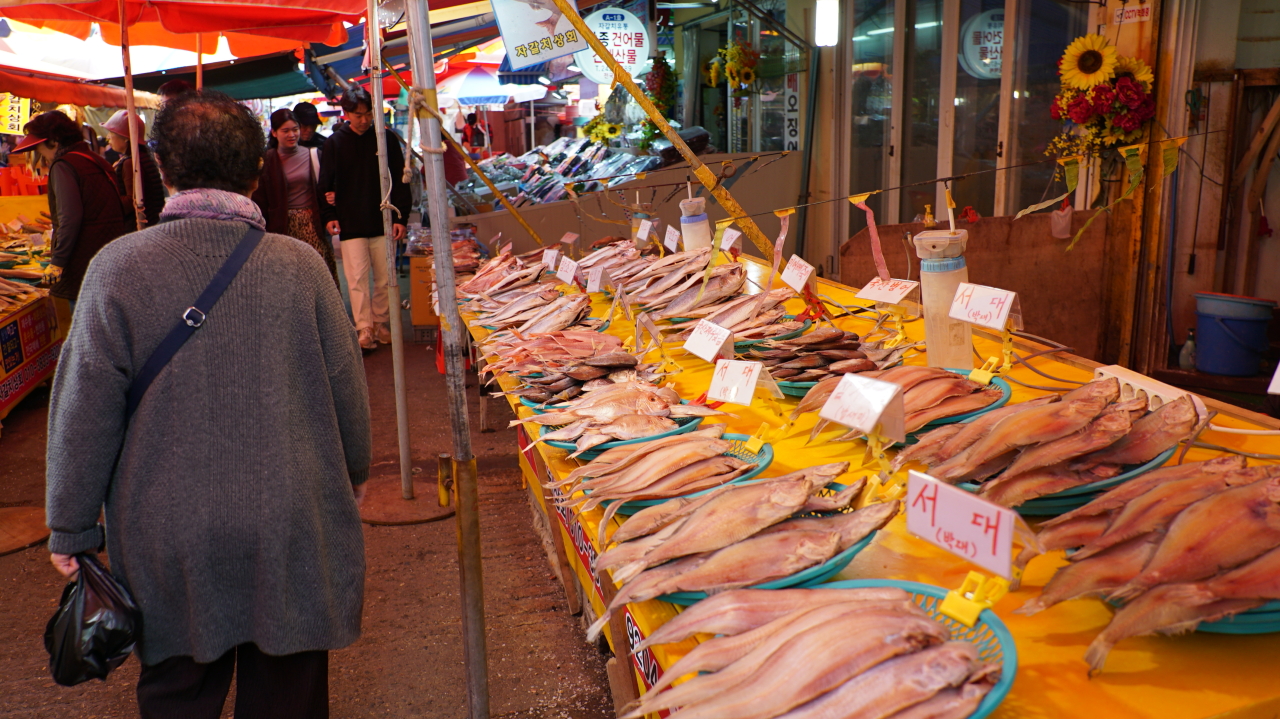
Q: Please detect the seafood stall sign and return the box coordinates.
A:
[818,372,906,442]
[721,228,742,253]
[708,360,764,405]
[586,266,612,293]
[664,226,682,252]
[684,320,734,363]
[780,254,815,293]
[573,7,652,85]
[491,0,589,70]
[857,277,919,306]
[542,247,560,270]
[556,256,580,285]
[948,282,1020,332]
[906,470,1014,579]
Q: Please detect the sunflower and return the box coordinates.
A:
[604,123,623,139]
[739,66,756,86]
[1114,55,1154,88]
[1060,34,1117,90]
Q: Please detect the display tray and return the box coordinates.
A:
[539,415,704,459]
[959,447,1179,517]
[1198,601,1280,634]
[805,579,1017,719]
[659,530,880,605]
[733,316,812,351]
[597,433,775,516]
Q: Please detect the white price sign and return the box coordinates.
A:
[683,320,734,363]
[720,227,742,253]
[637,219,653,242]
[949,282,1018,331]
[541,248,560,269]
[818,372,906,443]
[709,360,762,404]
[780,254,815,293]
[556,256,580,285]
[560,232,580,246]
[501,242,513,255]
[488,232,503,250]
[664,225,682,251]
[586,266,612,293]
[1269,364,1280,395]
[857,277,920,305]
[906,470,1015,578]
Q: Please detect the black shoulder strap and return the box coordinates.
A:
[125,226,266,421]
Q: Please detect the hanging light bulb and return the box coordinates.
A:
[814,0,839,47]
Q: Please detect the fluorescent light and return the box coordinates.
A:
[814,0,839,46]
[852,35,870,42]
[568,64,581,72]
[867,27,893,35]
[1013,90,1019,99]
[915,21,939,29]
[538,76,550,85]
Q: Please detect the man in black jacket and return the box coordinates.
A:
[319,87,411,350]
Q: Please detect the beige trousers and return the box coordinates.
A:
[340,235,390,332]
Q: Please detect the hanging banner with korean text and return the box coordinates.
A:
[491,0,590,70]
[573,7,651,85]
[0,94,30,135]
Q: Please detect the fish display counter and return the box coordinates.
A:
[463,253,1280,719]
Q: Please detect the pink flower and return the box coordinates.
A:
[1115,76,1144,110]
[1067,94,1094,124]
[1090,84,1116,114]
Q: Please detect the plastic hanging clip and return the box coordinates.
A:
[940,572,1009,628]
[969,356,1000,386]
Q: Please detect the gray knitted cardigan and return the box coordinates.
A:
[45,217,371,666]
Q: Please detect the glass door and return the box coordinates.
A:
[849,0,896,235]
[951,0,1004,216]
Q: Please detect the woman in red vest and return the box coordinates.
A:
[14,110,131,305]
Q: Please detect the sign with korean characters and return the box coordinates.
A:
[664,225,681,252]
[491,0,589,70]
[958,9,1003,81]
[818,372,906,443]
[636,219,653,244]
[856,277,920,306]
[560,232,580,246]
[586,266,612,293]
[574,8,651,85]
[1113,4,1152,24]
[0,94,30,135]
[720,227,742,253]
[708,359,783,405]
[556,256,580,285]
[780,254,816,293]
[541,247,560,269]
[906,470,1015,578]
[683,320,734,364]
[501,242,513,255]
[949,282,1021,332]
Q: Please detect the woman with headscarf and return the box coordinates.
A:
[252,108,339,287]
[45,89,369,717]
[12,110,131,304]
[102,109,166,228]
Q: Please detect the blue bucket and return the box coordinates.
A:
[1194,292,1275,376]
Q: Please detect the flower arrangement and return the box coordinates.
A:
[704,39,760,96]
[638,52,678,149]
[584,114,623,144]
[1047,34,1156,157]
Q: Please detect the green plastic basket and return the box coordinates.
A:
[1197,601,1280,634]
[733,316,813,351]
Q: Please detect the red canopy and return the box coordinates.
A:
[0,65,159,108]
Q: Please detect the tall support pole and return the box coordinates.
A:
[365,4,415,501]
[118,0,145,230]
[196,34,205,89]
[406,3,490,718]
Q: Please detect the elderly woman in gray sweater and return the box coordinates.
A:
[44,90,371,719]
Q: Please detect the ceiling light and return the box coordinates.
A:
[814,0,839,46]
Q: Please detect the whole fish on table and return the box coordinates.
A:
[1016,534,1162,616]
[1070,395,1199,471]
[903,389,1002,434]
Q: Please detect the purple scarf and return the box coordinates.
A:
[159,188,265,230]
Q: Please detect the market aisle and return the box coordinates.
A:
[0,328,612,717]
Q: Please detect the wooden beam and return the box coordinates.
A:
[1231,93,1280,190]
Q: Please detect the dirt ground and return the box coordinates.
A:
[0,331,614,718]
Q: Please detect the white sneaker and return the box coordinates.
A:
[358,328,377,350]
[376,324,392,345]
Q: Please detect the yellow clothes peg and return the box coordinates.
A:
[940,571,1009,628]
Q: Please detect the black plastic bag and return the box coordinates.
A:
[44,553,141,686]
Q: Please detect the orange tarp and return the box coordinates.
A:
[0,66,159,108]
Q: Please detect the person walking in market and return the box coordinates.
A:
[293,101,328,149]
[44,89,371,718]
[13,110,132,306]
[253,108,340,288]
[102,109,166,228]
[319,86,410,351]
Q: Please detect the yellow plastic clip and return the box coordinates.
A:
[939,572,1010,628]
[743,424,767,453]
[883,304,908,348]
[969,356,1000,386]
[864,431,893,477]
[873,472,908,503]
[1001,324,1016,373]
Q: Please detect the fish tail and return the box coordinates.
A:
[1013,598,1047,616]
[1084,635,1116,676]
[611,561,648,586]
[585,611,611,642]
[1106,582,1146,603]
[597,501,623,547]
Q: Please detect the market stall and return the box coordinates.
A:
[0,204,62,430]
[461,248,1280,719]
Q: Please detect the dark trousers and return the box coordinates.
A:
[136,643,328,719]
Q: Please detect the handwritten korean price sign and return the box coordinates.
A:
[780,254,815,293]
[586,266,612,293]
[948,282,1019,331]
[556,256,580,285]
[560,232,580,247]
[857,277,920,305]
[636,219,653,243]
[541,248,560,269]
[721,227,742,253]
[906,471,1014,578]
[817,372,905,442]
[664,226,682,252]
[500,241,513,255]
[708,360,767,405]
[683,320,734,364]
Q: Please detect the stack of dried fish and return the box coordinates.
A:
[514,381,725,456]
[500,352,666,406]
[0,275,47,315]
[578,240,654,286]
[620,588,1000,719]
[0,267,42,280]
[797,366,1004,441]
[894,379,1200,506]
[1012,456,1280,673]
[477,293,595,336]
[480,330,626,377]
[622,248,759,320]
[581,463,901,639]
[666,288,804,344]
[457,250,545,298]
[751,327,908,383]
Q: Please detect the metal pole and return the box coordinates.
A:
[528,99,534,152]
[117,0,145,230]
[365,3,415,501]
[196,34,204,89]
[406,3,490,718]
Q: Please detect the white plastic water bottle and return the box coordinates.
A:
[913,229,974,370]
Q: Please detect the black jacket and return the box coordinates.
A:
[318,123,411,240]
